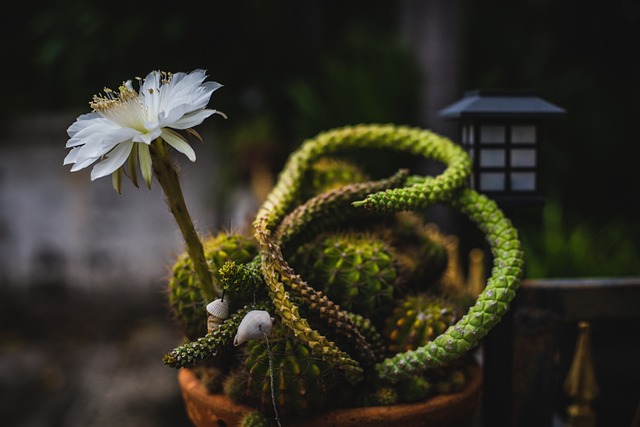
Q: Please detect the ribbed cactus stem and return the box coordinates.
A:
[150,138,215,301]
[269,244,376,363]
[271,171,410,362]
[275,169,408,251]
[255,224,364,382]
[255,124,470,231]
[375,188,524,382]
[163,304,269,368]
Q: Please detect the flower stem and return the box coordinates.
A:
[149,138,215,302]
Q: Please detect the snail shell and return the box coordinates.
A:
[233,310,274,346]
[206,298,230,334]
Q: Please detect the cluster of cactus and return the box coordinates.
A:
[167,232,258,340]
[163,124,524,423]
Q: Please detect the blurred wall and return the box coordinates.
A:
[0,114,226,292]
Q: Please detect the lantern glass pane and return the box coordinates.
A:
[511,149,536,167]
[511,172,536,191]
[480,125,505,144]
[480,172,505,191]
[480,149,505,167]
[463,123,474,146]
[512,125,536,144]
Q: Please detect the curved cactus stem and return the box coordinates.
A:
[250,123,524,386]
[255,124,470,231]
[273,170,410,363]
[253,125,471,381]
[275,169,409,251]
[255,223,364,383]
[374,188,524,382]
[163,303,270,369]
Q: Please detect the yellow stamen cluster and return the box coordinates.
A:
[89,71,173,112]
[90,83,139,112]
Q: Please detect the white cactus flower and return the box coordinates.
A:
[64,69,224,189]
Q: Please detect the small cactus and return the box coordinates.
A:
[289,231,399,319]
[300,157,369,200]
[384,294,461,354]
[371,386,399,406]
[387,213,450,289]
[396,375,432,403]
[240,411,274,427]
[241,324,340,416]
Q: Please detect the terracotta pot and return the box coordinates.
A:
[178,360,483,427]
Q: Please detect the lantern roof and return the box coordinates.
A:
[439,90,566,120]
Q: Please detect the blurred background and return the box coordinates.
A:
[1,1,638,426]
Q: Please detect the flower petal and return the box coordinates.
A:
[66,115,119,147]
[67,112,101,138]
[161,129,196,162]
[132,128,161,144]
[90,141,134,180]
[138,143,153,188]
[63,147,80,165]
[170,109,217,130]
[154,70,221,125]
[72,127,136,168]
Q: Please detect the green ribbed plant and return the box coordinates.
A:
[167,232,258,340]
[384,294,461,354]
[235,323,341,417]
[288,231,399,318]
[163,124,524,424]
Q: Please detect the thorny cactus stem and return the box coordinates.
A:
[275,169,409,250]
[253,124,523,384]
[164,304,270,368]
[374,188,524,382]
[252,125,472,382]
[255,224,364,383]
[150,138,216,302]
[273,170,410,363]
[255,124,471,230]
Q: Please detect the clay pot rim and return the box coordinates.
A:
[178,358,483,427]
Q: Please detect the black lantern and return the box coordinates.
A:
[438,90,566,206]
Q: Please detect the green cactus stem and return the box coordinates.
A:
[149,137,216,301]
[250,171,412,374]
[255,124,470,231]
[252,124,475,383]
[163,303,269,369]
[255,224,365,382]
[374,188,524,382]
[275,169,408,253]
